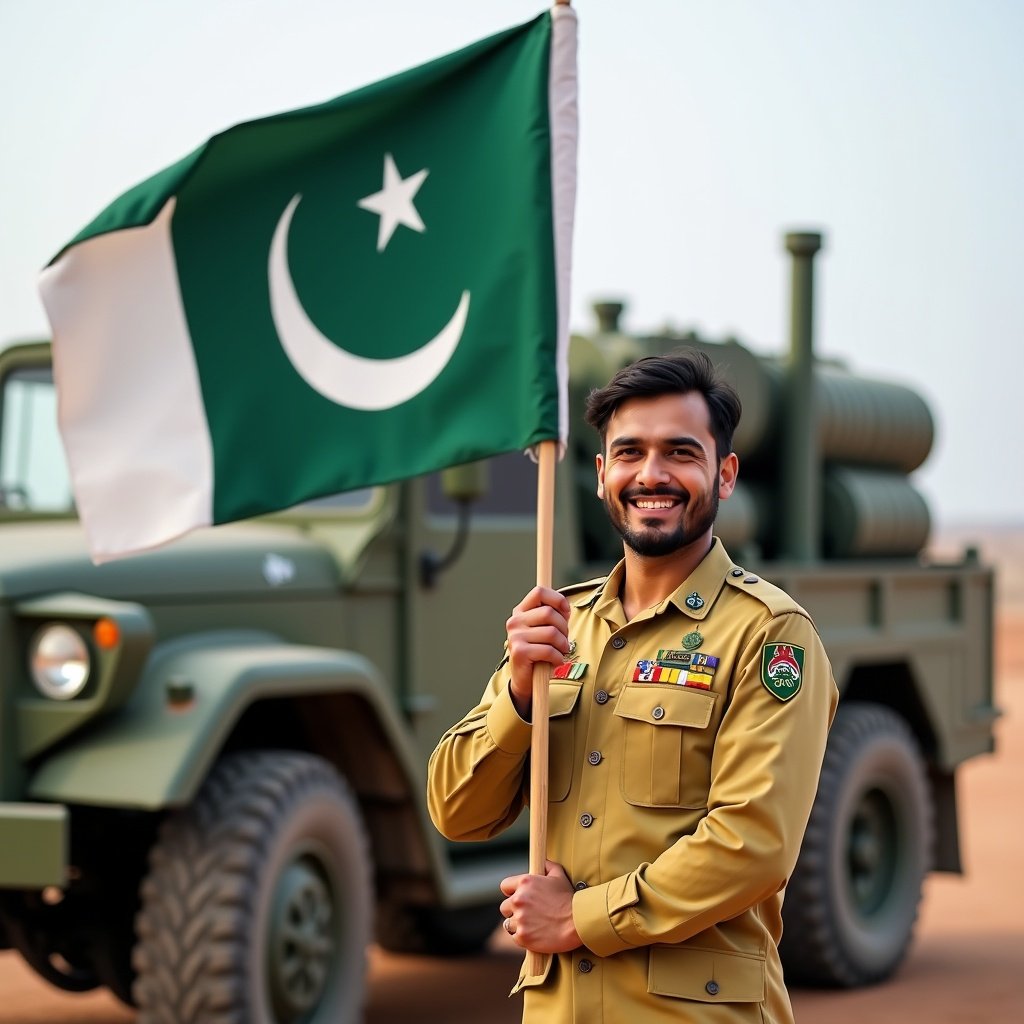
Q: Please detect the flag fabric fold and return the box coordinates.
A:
[39,6,577,563]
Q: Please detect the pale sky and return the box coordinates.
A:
[2,0,1021,527]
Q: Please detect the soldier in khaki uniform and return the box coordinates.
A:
[428,352,839,1023]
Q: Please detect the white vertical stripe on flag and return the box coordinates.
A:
[39,198,214,563]
[549,3,578,450]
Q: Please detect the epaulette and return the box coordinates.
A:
[559,575,607,596]
[559,576,607,608]
[492,638,511,674]
[724,567,810,620]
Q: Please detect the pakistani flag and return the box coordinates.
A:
[39,6,577,563]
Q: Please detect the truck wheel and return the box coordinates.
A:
[781,702,933,987]
[376,901,501,955]
[132,750,372,1023]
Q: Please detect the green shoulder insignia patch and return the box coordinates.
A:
[761,643,804,702]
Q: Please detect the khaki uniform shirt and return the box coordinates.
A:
[428,539,839,1024]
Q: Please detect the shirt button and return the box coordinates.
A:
[587,750,602,766]
[595,689,610,704]
[580,813,594,828]
[579,959,594,974]
[705,980,720,996]
[652,706,666,720]
[574,880,588,891]
[611,636,627,649]
[730,568,744,577]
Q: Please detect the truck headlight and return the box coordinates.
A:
[29,624,91,700]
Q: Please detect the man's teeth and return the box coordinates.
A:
[635,499,676,509]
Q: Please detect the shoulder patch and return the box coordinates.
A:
[761,643,804,702]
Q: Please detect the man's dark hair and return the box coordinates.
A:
[584,350,742,462]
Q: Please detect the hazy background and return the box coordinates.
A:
[1,0,1021,528]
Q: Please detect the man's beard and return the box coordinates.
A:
[605,486,719,558]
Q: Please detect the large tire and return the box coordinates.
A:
[781,702,933,987]
[376,900,501,956]
[132,750,372,1024]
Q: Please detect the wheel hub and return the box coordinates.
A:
[847,787,899,916]
[268,856,335,1022]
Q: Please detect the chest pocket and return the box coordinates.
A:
[547,680,584,803]
[614,685,718,809]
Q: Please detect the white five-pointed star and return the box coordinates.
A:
[358,153,429,252]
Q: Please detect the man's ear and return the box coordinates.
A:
[595,452,605,499]
[718,452,739,500]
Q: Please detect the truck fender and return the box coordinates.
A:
[27,631,423,814]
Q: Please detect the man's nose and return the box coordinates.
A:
[636,453,670,488]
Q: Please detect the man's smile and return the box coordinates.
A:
[633,498,679,510]
[622,488,687,515]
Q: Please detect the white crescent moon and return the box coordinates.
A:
[268,193,470,411]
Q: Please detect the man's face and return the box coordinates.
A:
[595,392,738,558]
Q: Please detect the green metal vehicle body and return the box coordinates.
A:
[0,235,996,1019]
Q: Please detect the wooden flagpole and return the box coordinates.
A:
[527,438,556,977]
[526,0,571,977]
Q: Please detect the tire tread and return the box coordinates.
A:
[781,702,934,987]
[133,750,370,1023]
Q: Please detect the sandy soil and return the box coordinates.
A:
[1,611,1021,1023]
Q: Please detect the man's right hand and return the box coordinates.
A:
[506,586,571,718]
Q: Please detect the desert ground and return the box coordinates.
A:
[1,527,1021,1022]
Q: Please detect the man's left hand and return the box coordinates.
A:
[499,860,583,954]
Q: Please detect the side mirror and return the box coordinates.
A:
[439,461,488,504]
[421,461,488,588]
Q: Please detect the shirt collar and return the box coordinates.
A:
[583,537,734,625]
[663,536,732,620]
[588,559,628,626]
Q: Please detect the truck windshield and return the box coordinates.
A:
[0,365,72,513]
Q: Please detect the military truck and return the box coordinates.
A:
[0,231,995,1021]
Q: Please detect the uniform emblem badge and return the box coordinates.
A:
[682,631,703,650]
[761,643,804,702]
[685,592,705,611]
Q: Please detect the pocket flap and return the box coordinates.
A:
[614,685,716,728]
[548,680,583,718]
[648,946,766,1003]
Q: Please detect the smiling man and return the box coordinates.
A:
[428,351,839,1023]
